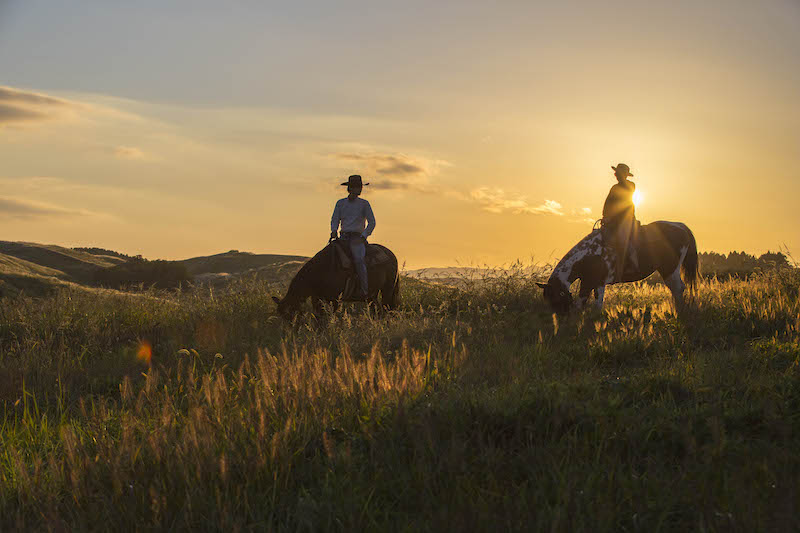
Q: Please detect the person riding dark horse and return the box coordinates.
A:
[330,175,376,299]
[602,163,639,280]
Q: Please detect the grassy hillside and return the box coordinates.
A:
[0,248,103,297]
[0,241,130,296]
[0,242,308,294]
[1,266,798,531]
[0,241,126,280]
[0,252,65,281]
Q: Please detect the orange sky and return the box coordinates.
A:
[1,1,798,268]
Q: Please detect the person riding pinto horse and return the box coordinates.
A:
[537,162,698,314]
[602,163,639,280]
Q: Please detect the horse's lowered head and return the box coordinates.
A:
[536,279,573,315]
[272,295,301,321]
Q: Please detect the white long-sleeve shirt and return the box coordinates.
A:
[331,197,376,238]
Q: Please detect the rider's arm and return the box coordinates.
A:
[362,201,376,239]
[330,200,342,236]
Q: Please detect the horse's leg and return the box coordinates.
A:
[662,265,686,309]
[377,269,398,312]
[660,243,689,311]
[376,274,392,314]
[576,285,592,310]
[378,280,389,312]
[594,285,606,309]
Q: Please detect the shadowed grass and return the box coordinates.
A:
[1,267,799,531]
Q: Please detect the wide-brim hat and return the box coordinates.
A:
[341,174,369,187]
[611,163,633,177]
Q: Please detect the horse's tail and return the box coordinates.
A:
[682,226,699,294]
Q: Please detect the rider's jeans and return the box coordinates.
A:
[345,236,368,296]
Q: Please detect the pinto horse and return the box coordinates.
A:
[537,221,699,313]
[272,243,400,319]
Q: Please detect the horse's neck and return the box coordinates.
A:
[551,232,601,284]
[286,264,313,303]
[552,260,575,285]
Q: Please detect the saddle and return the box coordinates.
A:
[328,239,391,300]
[601,220,654,277]
[330,240,391,271]
[327,240,392,299]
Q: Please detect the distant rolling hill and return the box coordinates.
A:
[0,241,309,296]
[0,241,126,281]
[176,250,308,285]
[0,241,132,297]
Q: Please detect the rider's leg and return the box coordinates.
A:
[349,237,368,297]
[629,246,639,271]
[616,224,633,281]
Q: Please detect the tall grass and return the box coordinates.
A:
[1,269,799,531]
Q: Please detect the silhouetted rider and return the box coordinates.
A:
[602,163,639,280]
[330,175,376,299]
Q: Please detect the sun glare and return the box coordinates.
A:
[632,190,642,209]
[136,340,153,365]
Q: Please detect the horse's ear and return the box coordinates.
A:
[536,282,548,289]
[272,296,281,304]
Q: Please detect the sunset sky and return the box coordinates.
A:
[1,0,798,269]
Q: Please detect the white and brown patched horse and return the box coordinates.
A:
[537,221,699,314]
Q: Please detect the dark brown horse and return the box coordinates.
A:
[537,221,699,314]
[272,243,400,319]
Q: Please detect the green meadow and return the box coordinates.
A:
[1,268,799,531]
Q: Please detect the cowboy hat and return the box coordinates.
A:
[341,175,370,187]
[611,163,633,177]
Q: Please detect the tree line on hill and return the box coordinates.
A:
[73,247,133,260]
[699,251,790,279]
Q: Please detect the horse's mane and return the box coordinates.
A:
[284,247,327,297]
[550,230,602,283]
[561,230,601,261]
[286,243,340,293]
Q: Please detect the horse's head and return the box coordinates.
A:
[272,295,300,321]
[536,280,573,315]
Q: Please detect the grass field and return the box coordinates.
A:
[1,267,799,531]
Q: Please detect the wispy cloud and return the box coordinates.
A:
[470,187,564,216]
[328,150,451,193]
[0,86,77,125]
[568,207,596,224]
[0,195,100,219]
[113,146,146,159]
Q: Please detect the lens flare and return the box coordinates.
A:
[136,340,153,365]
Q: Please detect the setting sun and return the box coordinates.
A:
[0,2,797,266]
[1,2,799,530]
[632,190,643,209]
